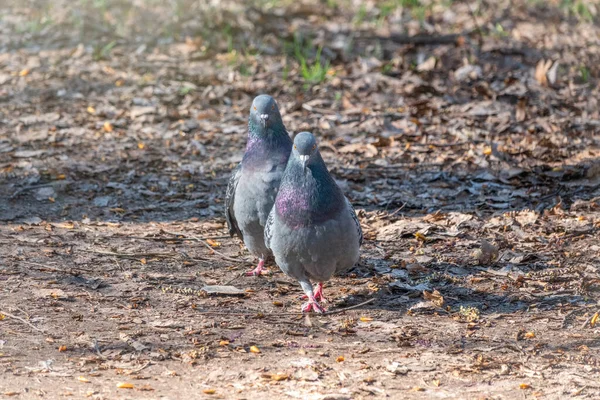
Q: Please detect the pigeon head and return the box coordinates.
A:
[293,132,318,171]
[249,95,283,132]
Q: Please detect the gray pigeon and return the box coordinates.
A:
[225,95,293,276]
[265,132,363,312]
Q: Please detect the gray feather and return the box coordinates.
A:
[345,197,363,247]
[268,132,362,292]
[225,94,292,259]
[225,163,243,238]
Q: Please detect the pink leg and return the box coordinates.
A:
[302,282,327,302]
[245,258,268,276]
[313,282,327,303]
[301,295,326,314]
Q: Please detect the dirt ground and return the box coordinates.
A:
[1,0,600,399]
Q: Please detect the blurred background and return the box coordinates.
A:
[1,0,598,223]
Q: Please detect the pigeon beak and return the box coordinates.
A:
[260,113,269,128]
[299,155,309,172]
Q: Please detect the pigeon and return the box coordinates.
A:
[225,95,293,276]
[265,132,363,313]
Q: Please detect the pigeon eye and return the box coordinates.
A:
[294,145,297,150]
[312,144,316,151]
[271,104,275,111]
[253,106,257,111]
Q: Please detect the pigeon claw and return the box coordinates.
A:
[301,296,326,313]
[245,267,269,276]
[245,260,268,277]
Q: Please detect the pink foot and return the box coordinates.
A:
[246,259,268,276]
[301,296,326,313]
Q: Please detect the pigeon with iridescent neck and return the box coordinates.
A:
[264,132,363,313]
[225,95,293,276]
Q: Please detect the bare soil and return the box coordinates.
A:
[1,1,599,399]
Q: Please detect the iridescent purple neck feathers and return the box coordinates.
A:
[276,151,344,228]
[242,124,292,170]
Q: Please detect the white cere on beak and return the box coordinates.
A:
[299,155,309,172]
[260,113,269,127]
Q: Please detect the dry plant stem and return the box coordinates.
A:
[120,235,229,241]
[89,250,184,258]
[10,181,73,199]
[323,298,376,315]
[191,298,376,317]
[162,230,253,265]
[0,310,47,333]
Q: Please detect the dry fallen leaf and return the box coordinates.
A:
[140,258,147,264]
[262,373,289,381]
[472,239,498,265]
[219,340,229,346]
[77,376,90,383]
[338,143,378,158]
[516,98,527,122]
[359,316,373,322]
[412,386,425,392]
[524,332,535,339]
[206,239,220,247]
[58,345,67,352]
[336,356,345,362]
[534,59,553,86]
[590,312,599,327]
[250,346,260,353]
[414,232,427,241]
[138,142,145,149]
[103,121,113,132]
[19,68,29,76]
[116,382,134,389]
[423,290,444,307]
[417,56,436,71]
[519,383,531,390]
[4,392,20,396]
[86,106,96,114]
[202,389,216,394]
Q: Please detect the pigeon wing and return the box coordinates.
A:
[225,163,243,238]
[264,206,275,250]
[345,197,363,246]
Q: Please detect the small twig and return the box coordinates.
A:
[20,260,92,275]
[162,230,252,265]
[88,250,183,259]
[119,235,230,242]
[10,181,73,199]
[323,298,376,315]
[223,271,247,286]
[461,0,484,47]
[189,298,376,317]
[371,33,463,46]
[0,310,47,333]
[581,311,599,329]
[560,305,598,328]
[409,141,471,148]
[128,361,152,374]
